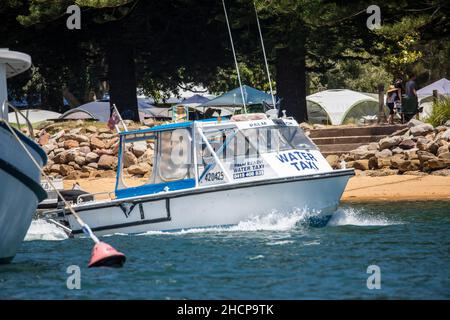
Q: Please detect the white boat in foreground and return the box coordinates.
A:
[0,49,47,263]
[49,114,354,237]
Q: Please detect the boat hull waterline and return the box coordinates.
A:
[59,171,353,237]
[0,123,47,263]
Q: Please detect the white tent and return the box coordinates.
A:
[306,89,379,125]
[8,109,61,124]
[416,78,450,121]
[417,78,450,100]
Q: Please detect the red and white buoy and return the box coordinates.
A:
[88,241,126,268]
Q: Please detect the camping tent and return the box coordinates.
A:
[306,89,379,125]
[198,85,275,115]
[59,99,171,122]
[8,109,61,124]
[416,78,450,121]
[417,78,450,99]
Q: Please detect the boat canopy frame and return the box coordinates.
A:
[114,119,316,199]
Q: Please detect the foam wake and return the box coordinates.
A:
[24,219,69,241]
[327,208,399,226]
[138,209,310,236]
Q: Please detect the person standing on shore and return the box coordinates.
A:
[405,74,417,98]
[386,84,401,124]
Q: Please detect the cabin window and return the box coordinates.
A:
[278,126,317,150]
[151,128,194,184]
[118,136,156,189]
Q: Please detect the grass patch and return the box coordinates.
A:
[427,97,450,127]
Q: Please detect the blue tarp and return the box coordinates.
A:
[180,94,210,104]
[199,85,274,107]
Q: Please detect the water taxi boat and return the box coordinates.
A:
[49,113,354,237]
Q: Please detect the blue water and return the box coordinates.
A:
[1,201,449,299]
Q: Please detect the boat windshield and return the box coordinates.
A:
[199,124,316,164]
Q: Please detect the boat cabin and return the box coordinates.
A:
[114,115,332,199]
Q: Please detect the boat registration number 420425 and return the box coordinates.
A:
[205,171,224,182]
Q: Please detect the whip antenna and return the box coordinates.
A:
[254,2,276,109]
[222,0,247,114]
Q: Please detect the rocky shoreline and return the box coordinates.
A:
[35,122,154,180]
[322,119,450,176]
[31,119,450,180]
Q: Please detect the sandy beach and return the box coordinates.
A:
[63,175,450,202]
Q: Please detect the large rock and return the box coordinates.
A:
[52,130,65,140]
[423,158,448,171]
[326,155,340,169]
[410,123,434,136]
[398,139,415,150]
[97,154,117,170]
[105,136,119,149]
[98,128,112,134]
[86,125,98,133]
[138,148,154,166]
[64,133,90,143]
[353,160,369,171]
[375,149,392,158]
[407,119,424,127]
[379,136,402,150]
[64,139,79,149]
[38,132,50,146]
[377,157,391,168]
[85,152,99,163]
[416,137,429,151]
[60,164,74,176]
[50,164,61,174]
[404,148,419,160]
[431,169,450,176]
[368,157,378,170]
[90,136,105,150]
[132,141,147,157]
[79,146,91,155]
[397,160,420,172]
[74,155,86,166]
[441,129,450,141]
[390,154,406,169]
[437,146,449,156]
[417,150,436,166]
[123,151,138,168]
[87,162,98,169]
[127,163,151,175]
[42,143,57,154]
[438,152,450,160]
[367,142,379,151]
[427,142,439,155]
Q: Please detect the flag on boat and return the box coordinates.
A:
[108,107,120,131]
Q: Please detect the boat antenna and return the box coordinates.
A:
[254,2,276,109]
[0,113,126,268]
[222,0,247,114]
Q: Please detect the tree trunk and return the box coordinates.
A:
[275,47,308,122]
[41,84,63,113]
[106,42,139,121]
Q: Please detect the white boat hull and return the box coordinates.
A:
[0,171,40,262]
[62,171,353,237]
[0,124,46,263]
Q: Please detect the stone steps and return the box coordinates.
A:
[310,125,408,156]
[309,124,406,138]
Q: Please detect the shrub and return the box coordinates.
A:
[427,96,450,127]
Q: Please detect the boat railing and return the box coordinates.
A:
[1,100,34,139]
[77,191,116,204]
